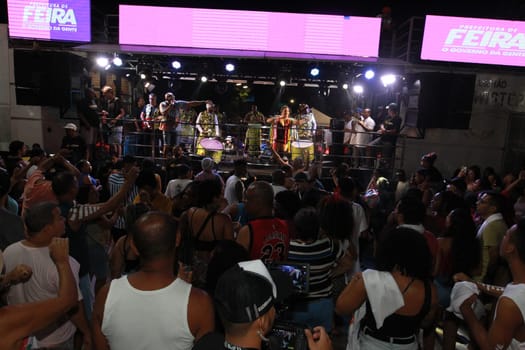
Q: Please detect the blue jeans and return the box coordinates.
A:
[79,274,93,321]
[286,297,334,332]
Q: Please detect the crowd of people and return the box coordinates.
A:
[2,120,525,350]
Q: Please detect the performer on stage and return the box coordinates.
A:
[158,92,182,157]
[158,92,207,154]
[139,93,159,157]
[176,105,197,152]
[296,104,317,140]
[196,101,220,156]
[243,104,265,157]
[101,85,126,158]
[266,105,302,155]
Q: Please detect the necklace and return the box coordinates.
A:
[224,340,258,350]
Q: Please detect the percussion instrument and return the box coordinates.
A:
[245,123,262,156]
[291,140,314,161]
[197,138,223,164]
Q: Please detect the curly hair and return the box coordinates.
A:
[318,195,354,241]
[376,227,433,280]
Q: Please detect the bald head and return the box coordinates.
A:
[132,212,179,261]
[245,181,274,217]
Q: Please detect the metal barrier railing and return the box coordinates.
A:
[95,118,404,172]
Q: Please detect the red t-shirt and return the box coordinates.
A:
[248,217,290,263]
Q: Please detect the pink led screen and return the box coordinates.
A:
[119,5,381,58]
[7,0,91,42]
[421,15,525,67]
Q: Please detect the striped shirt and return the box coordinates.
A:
[287,237,344,299]
[108,172,139,229]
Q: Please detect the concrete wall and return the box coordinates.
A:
[400,73,525,178]
[1,23,81,153]
[0,25,11,151]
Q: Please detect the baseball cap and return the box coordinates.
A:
[64,123,78,131]
[201,157,214,171]
[101,85,113,93]
[386,102,398,113]
[159,101,170,114]
[214,260,293,323]
[446,177,467,193]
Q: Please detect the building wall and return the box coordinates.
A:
[401,73,525,178]
[0,24,11,151]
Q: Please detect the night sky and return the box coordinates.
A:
[2,0,525,26]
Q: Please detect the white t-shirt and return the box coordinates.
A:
[496,283,525,349]
[350,202,369,275]
[224,174,244,205]
[354,117,376,147]
[102,276,194,350]
[165,179,193,199]
[272,184,287,197]
[344,120,355,144]
[3,242,82,347]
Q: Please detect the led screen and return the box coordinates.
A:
[421,15,525,67]
[7,0,91,42]
[119,5,380,58]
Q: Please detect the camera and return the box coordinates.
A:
[268,262,310,294]
[266,321,309,350]
[263,262,311,350]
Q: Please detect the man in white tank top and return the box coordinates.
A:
[459,220,525,349]
[92,212,215,350]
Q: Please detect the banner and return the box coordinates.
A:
[421,15,525,67]
[119,5,380,59]
[8,0,91,42]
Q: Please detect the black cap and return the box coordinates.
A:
[386,102,398,113]
[214,260,292,323]
[447,177,467,193]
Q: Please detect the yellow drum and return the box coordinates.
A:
[291,140,314,161]
[245,123,262,157]
[197,138,223,164]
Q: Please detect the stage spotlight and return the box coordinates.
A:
[125,73,130,78]
[140,73,147,80]
[225,63,235,72]
[96,56,109,68]
[201,75,208,83]
[365,69,375,80]
[242,85,248,89]
[353,85,364,94]
[279,80,286,87]
[289,99,295,104]
[172,60,182,69]
[380,74,396,87]
[310,67,320,77]
[342,83,349,90]
[113,56,122,67]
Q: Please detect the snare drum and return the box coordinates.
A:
[197,138,223,164]
[291,140,314,161]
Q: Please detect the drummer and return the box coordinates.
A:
[196,100,220,156]
[296,103,317,141]
[243,104,265,157]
